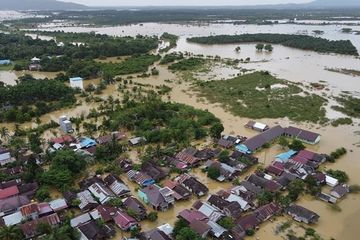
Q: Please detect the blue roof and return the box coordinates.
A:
[79,137,97,148]
[236,144,251,154]
[275,150,297,162]
[0,60,11,65]
[69,77,83,81]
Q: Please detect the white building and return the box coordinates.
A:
[59,116,73,133]
[69,77,84,90]
[0,148,13,166]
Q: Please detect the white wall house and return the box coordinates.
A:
[69,77,84,90]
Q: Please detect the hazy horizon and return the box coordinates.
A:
[60,0,313,7]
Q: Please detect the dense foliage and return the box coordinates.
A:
[0,75,76,122]
[108,98,222,144]
[168,58,206,71]
[160,32,179,53]
[332,95,360,118]
[188,34,358,56]
[195,71,327,122]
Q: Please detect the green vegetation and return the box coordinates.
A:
[287,179,305,201]
[327,147,347,163]
[0,225,24,240]
[100,54,161,76]
[218,216,235,230]
[331,117,353,127]
[147,212,158,222]
[39,150,87,191]
[349,184,360,194]
[188,34,358,56]
[0,75,76,123]
[289,139,306,151]
[160,32,179,53]
[169,58,206,71]
[195,71,327,122]
[207,166,221,180]
[332,95,360,118]
[160,52,184,65]
[326,169,349,183]
[108,98,223,144]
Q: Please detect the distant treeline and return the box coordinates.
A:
[7,9,360,27]
[187,34,359,56]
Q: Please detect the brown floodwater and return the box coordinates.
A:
[1,22,359,239]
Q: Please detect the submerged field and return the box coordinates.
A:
[194,71,327,123]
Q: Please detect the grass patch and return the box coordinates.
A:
[332,95,360,118]
[169,58,206,71]
[331,117,353,127]
[194,71,327,122]
[0,64,13,71]
[100,54,161,76]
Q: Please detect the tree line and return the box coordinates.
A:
[188,33,359,56]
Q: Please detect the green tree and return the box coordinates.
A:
[28,132,43,153]
[326,169,349,183]
[218,216,234,230]
[210,122,224,139]
[0,225,24,240]
[148,211,158,222]
[176,227,202,240]
[278,136,289,149]
[39,224,80,240]
[287,179,305,201]
[218,150,230,163]
[36,186,51,201]
[257,191,274,206]
[173,219,189,236]
[207,166,221,180]
[264,44,274,52]
[256,43,264,51]
[289,139,305,151]
[37,222,52,235]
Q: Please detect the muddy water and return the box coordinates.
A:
[0,70,60,85]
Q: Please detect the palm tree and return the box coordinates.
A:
[0,127,9,144]
[0,225,24,240]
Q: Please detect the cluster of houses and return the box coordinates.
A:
[0,116,351,240]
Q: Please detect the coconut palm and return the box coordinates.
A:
[0,127,9,143]
[0,225,24,240]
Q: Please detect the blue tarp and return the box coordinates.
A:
[275,150,297,162]
[236,144,251,154]
[0,60,11,65]
[80,137,97,148]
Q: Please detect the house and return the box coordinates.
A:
[140,228,172,240]
[123,196,147,220]
[0,179,22,189]
[192,200,223,222]
[238,125,285,153]
[77,137,97,149]
[164,156,188,171]
[50,135,76,145]
[217,138,234,149]
[104,174,130,197]
[229,150,259,166]
[245,121,269,132]
[91,205,117,223]
[205,160,238,181]
[127,170,155,187]
[129,137,146,146]
[77,190,99,212]
[178,209,208,224]
[88,182,115,205]
[0,147,14,166]
[223,201,243,219]
[97,132,126,145]
[175,174,209,197]
[163,180,191,201]
[59,116,74,133]
[175,147,201,166]
[190,220,211,238]
[317,192,337,204]
[284,126,321,145]
[113,210,138,231]
[237,181,263,196]
[20,202,53,220]
[141,162,168,181]
[286,204,320,224]
[236,214,260,232]
[71,213,92,227]
[275,150,298,163]
[0,185,19,199]
[254,203,281,222]
[0,195,30,217]
[247,174,282,192]
[18,183,38,199]
[226,194,251,211]
[29,58,42,71]
[49,198,68,212]
[69,77,84,89]
[77,219,115,240]
[138,185,174,211]
[266,162,284,176]
[325,175,339,187]
[21,213,61,238]
[3,211,24,226]
[195,148,220,161]
[207,220,229,239]
[330,184,350,199]
[118,158,133,172]
[312,172,326,185]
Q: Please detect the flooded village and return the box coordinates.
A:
[0,4,360,240]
